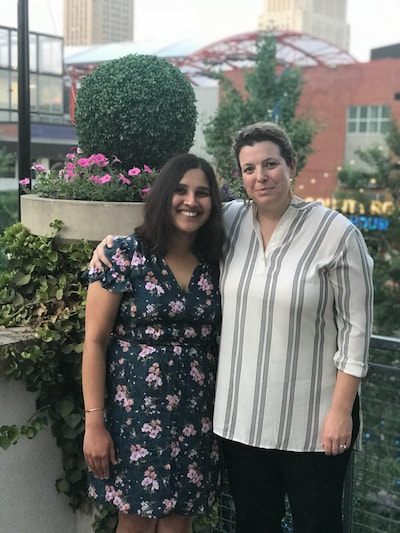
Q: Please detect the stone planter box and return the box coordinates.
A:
[20,195,145,242]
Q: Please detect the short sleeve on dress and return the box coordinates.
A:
[87,234,146,293]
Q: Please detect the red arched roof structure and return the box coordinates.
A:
[172,30,357,82]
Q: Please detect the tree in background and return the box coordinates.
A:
[204,34,316,198]
[337,120,400,337]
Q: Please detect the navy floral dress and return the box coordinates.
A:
[87,234,222,518]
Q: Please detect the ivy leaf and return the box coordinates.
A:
[14,272,32,286]
[64,413,83,429]
[55,398,74,416]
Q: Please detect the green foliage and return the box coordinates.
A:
[0,221,117,531]
[0,146,15,177]
[204,34,316,197]
[74,54,197,171]
[0,189,18,233]
[337,121,400,337]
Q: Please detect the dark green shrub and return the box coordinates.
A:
[74,54,197,170]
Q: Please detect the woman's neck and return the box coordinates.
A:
[255,198,291,222]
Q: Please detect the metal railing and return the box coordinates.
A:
[208,334,400,533]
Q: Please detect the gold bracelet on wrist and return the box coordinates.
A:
[85,407,104,413]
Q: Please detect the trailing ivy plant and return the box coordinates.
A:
[0,221,117,532]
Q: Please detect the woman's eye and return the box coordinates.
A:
[197,190,210,197]
[175,187,186,195]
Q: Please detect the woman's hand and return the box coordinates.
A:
[89,235,115,270]
[83,423,117,479]
[321,370,359,455]
[321,407,352,456]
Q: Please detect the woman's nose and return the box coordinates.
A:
[255,166,266,182]
[184,192,197,206]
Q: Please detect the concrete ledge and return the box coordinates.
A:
[0,326,36,347]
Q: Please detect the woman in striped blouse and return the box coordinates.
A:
[91,122,374,533]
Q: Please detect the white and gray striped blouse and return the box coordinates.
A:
[213,198,374,452]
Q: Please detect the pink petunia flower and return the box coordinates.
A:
[19,178,30,185]
[98,173,112,183]
[140,187,151,200]
[112,156,122,164]
[77,157,90,167]
[143,164,152,173]
[128,167,141,176]
[89,153,109,167]
[32,163,46,172]
[119,173,131,185]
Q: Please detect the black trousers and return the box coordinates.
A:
[221,398,359,533]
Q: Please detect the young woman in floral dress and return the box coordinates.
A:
[82,153,224,533]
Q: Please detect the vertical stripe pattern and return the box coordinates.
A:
[214,199,373,452]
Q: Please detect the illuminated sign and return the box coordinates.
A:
[305,198,396,215]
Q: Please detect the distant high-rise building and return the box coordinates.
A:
[258,0,350,51]
[63,0,134,46]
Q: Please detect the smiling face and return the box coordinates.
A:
[239,140,297,216]
[170,167,212,237]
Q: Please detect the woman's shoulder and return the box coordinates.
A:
[103,233,148,266]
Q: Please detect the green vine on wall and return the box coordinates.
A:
[0,221,117,531]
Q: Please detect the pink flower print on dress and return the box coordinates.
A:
[138,345,156,359]
[141,419,162,438]
[145,363,162,387]
[104,486,131,512]
[182,424,197,437]
[184,327,197,338]
[144,272,165,295]
[111,248,128,268]
[201,324,212,337]
[141,466,159,492]
[145,325,163,340]
[118,340,131,352]
[190,361,205,385]
[129,444,149,462]
[163,498,177,514]
[88,485,98,498]
[173,345,182,355]
[171,441,180,457]
[168,300,185,317]
[210,440,219,463]
[131,251,146,266]
[166,394,180,411]
[197,273,213,295]
[187,462,204,487]
[115,384,133,411]
[201,417,212,434]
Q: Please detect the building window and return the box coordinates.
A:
[347,105,391,134]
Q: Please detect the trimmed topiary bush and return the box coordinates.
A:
[74,54,197,170]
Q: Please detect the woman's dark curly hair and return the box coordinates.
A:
[135,153,224,263]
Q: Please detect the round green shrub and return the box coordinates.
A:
[74,54,197,170]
